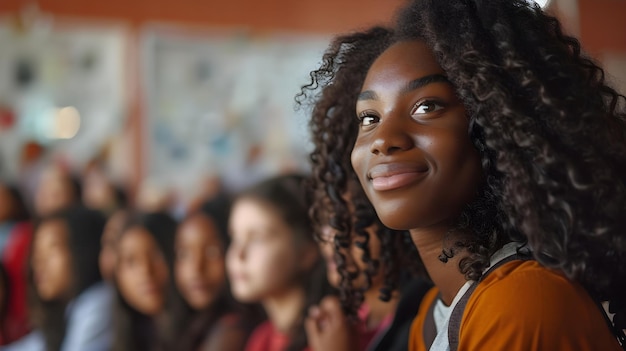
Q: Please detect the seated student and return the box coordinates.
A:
[2,206,113,351]
[226,174,332,351]
[111,212,177,351]
[33,166,82,218]
[0,182,32,344]
[170,194,257,351]
[306,182,430,351]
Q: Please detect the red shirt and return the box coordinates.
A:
[357,303,394,350]
[244,321,311,351]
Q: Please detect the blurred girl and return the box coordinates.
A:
[34,166,81,218]
[171,194,254,351]
[2,206,112,351]
[0,182,31,344]
[226,174,331,351]
[112,212,176,351]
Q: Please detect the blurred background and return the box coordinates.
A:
[0,0,624,211]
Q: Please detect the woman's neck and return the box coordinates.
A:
[363,284,398,329]
[410,225,468,305]
[262,286,306,333]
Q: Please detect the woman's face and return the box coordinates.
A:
[35,168,76,217]
[31,219,73,301]
[351,40,483,231]
[99,211,126,282]
[226,198,311,303]
[116,227,169,316]
[175,214,225,310]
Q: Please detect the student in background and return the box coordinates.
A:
[2,206,112,351]
[226,174,332,351]
[170,194,256,351]
[111,212,176,351]
[0,181,32,345]
[34,166,81,218]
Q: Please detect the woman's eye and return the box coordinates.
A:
[412,101,444,115]
[358,112,379,126]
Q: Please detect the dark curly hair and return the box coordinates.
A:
[298,26,424,318]
[299,0,626,339]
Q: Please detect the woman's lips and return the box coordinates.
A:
[368,163,428,191]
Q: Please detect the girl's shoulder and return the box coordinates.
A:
[462,260,621,350]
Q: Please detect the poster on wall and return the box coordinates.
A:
[0,14,129,183]
[141,25,329,193]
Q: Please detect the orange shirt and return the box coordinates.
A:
[409,260,622,351]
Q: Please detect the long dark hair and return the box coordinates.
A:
[27,206,106,351]
[167,193,248,351]
[111,211,177,351]
[300,0,626,335]
[237,174,332,351]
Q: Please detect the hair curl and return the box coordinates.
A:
[299,0,626,338]
[298,27,423,318]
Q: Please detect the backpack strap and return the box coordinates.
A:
[448,253,532,351]
[422,293,440,350]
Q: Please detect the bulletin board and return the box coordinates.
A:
[141,25,329,192]
[0,15,129,180]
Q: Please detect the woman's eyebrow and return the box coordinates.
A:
[357,74,450,101]
[402,74,449,93]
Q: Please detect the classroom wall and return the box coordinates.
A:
[0,0,404,33]
[1,0,624,192]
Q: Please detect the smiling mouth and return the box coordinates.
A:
[368,163,428,191]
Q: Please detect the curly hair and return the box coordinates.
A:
[300,0,626,337]
[298,26,424,318]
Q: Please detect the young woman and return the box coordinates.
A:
[226,174,331,351]
[34,166,82,218]
[170,194,255,351]
[111,212,177,351]
[300,1,626,349]
[2,206,113,351]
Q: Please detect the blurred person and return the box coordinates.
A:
[0,181,32,344]
[306,183,430,351]
[2,206,113,351]
[82,168,128,216]
[98,209,129,283]
[135,179,174,215]
[169,193,256,351]
[111,212,176,351]
[226,174,332,351]
[34,165,81,218]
